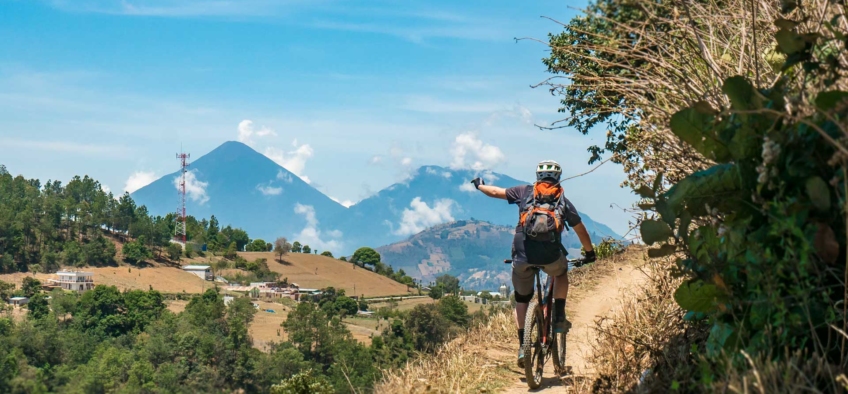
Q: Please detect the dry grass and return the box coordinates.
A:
[374,311,515,394]
[241,252,414,298]
[0,264,210,294]
[587,251,707,393]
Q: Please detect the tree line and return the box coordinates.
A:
[0,166,255,273]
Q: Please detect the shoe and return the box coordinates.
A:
[517,347,525,368]
[554,313,572,334]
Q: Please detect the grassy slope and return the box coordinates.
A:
[239,251,413,298]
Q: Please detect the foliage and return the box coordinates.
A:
[121,235,153,264]
[246,238,269,252]
[26,293,49,320]
[302,245,311,254]
[437,295,469,328]
[435,274,460,296]
[352,247,381,267]
[291,241,302,253]
[49,288,78,316]
[632,0,848,386]
[274,237,292,260]
[428,285,444,300]
[270,369,334,394]
[320,250,333,258]
[405,304,450,352]
[166,242,182,261]
[592,237,626,259]
[0,168,251,273]
[21,277,41,298]
[0,280,14,301]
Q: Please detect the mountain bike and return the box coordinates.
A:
[504,257,586,389]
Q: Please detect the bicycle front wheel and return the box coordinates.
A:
[552,326,566,374]
[523,300,544,389]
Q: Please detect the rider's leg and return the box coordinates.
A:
[545,255,571,332]
[512,261,535,345]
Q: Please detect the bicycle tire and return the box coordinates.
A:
[523,300,544,389]
[552,326,566,374]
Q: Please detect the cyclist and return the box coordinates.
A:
[470,160,596,367]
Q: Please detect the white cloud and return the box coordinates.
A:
[276,169,293,183]
[395,197,456,235]
[173,170,209,205]
[329,196,356,208]
[401,157,412,166]
[101,185,111,194]
[425,167,439,175]
[442,171,452,178]
[293,204,342,251]
[450,132,505,171]
[124,171,157,193]
[264,141,314,183]
[237,119,276,147]
[256,184,283,196]
[369,155,383,165]
[459,182,477,193]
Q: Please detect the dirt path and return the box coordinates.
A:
[498,263,648,393]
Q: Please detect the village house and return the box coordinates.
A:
[48,271,95,292]
[182,265,212,281]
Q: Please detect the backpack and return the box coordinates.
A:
[519,182,568,264]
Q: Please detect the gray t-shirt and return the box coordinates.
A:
[506,185,582,263]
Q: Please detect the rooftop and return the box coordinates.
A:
[57,271,93,276]
[183,265,211,270]
[10,297,28,301]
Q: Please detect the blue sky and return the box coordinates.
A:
[0,0,638,236]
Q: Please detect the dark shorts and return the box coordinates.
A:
[511,254,568,296]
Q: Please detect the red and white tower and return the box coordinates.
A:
[175,152,190,243]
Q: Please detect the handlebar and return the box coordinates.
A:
[503,258,591,267]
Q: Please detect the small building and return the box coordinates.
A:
[51,271,95,292]
[183,265,212,281]
[8,297,28,307]
[223,295,235,306]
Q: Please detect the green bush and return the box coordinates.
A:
[638,13,847,380]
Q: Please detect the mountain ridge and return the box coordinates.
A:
[131,141,622,255]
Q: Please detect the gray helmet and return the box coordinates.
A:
[536,160,562,182]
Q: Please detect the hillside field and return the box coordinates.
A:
[237,252,414,298]
[0,263,211,294]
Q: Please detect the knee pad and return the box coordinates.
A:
[514,291,534,303]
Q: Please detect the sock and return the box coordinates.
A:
[517,328,524,345]
[554,299,565,319]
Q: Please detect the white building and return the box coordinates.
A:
[8,297,28,307]
[52,271,95,292]
[183,265,212,281]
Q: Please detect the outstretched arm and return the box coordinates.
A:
[478,184,507,200]
[572,222,594,252]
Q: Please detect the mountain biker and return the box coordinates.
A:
[470,160,596,367]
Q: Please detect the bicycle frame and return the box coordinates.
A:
[532,267,556,347]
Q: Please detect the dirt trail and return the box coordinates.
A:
[498,263,648,393]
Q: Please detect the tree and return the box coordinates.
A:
[167,243,182,261]
[428,285,444,301]
[122,236,152,265]
[333,296,358,318]
[224,242,238,260]
[291,241,302,253]
[26,293,49,320]
[437,295,469,328]
[21,277,41,298]
[351,247,380,268]
[320,251,333,258]
[301,245,311,254]
[0,280,14,301]
[247,239,267,252]
[435,274,460,296]
[338,256,347,262]
[405,304,450,351]
[274,237,292,261]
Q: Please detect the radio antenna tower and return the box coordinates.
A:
[175,151,190,243]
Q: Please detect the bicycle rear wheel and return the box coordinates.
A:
[523,300,544,389]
